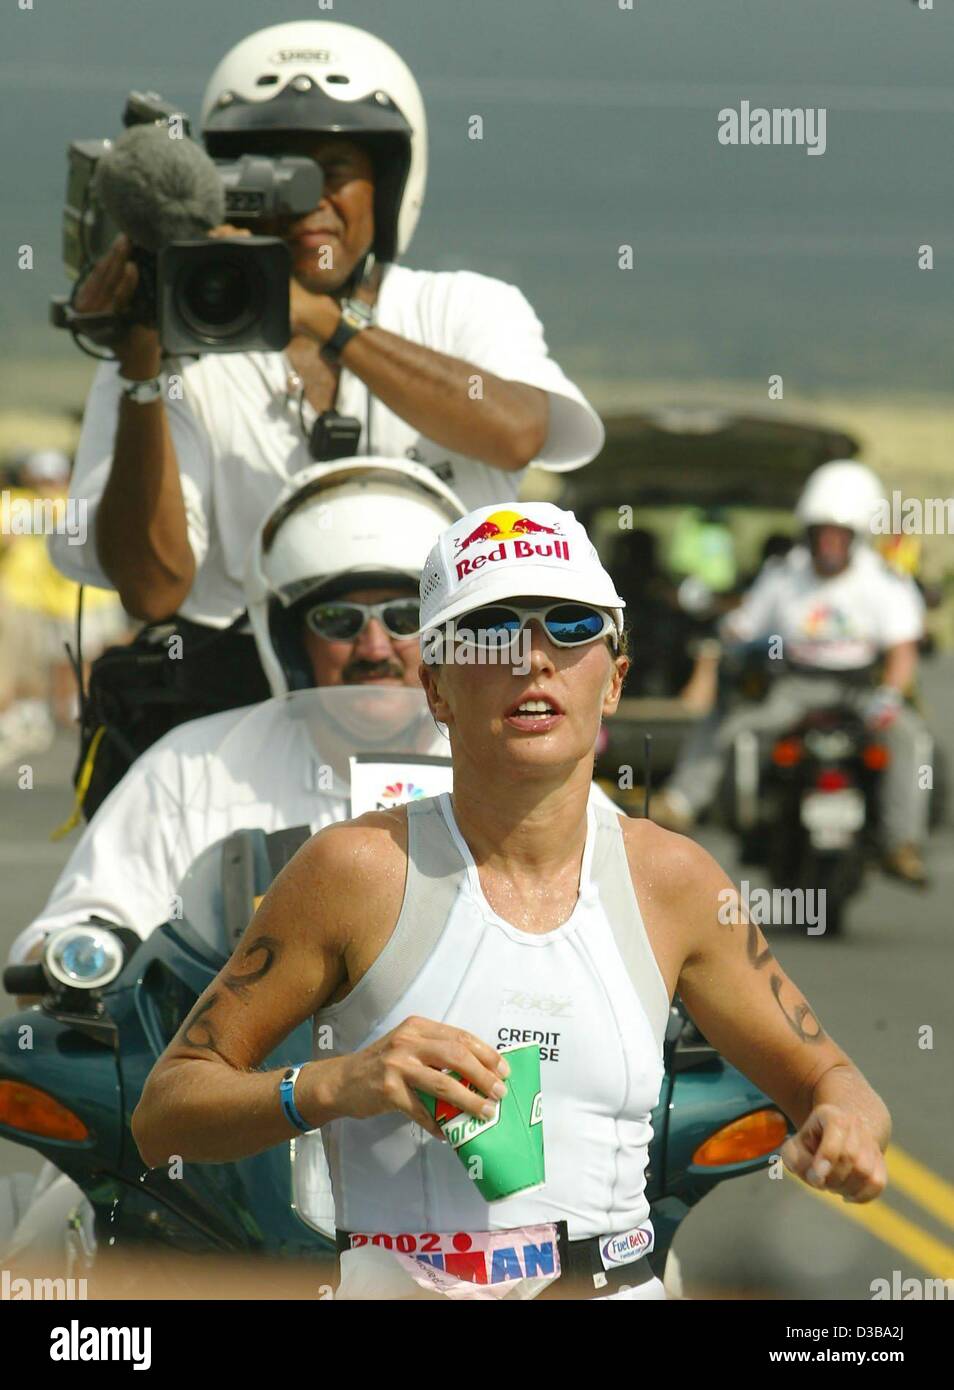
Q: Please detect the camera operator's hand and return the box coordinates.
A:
[288,277,342,345]
[207,224,253,240]
[209,224,343,343]
[74,234,161,379]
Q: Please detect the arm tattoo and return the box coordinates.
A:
[715,899,821,1042]
[770,973,825,1044]
[182,994,219,1052]
[746,919,774,971]
[222,934,281,1002]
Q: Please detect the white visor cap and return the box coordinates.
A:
[420,502,625,635]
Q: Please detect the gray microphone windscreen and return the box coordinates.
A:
[92,124,226,253]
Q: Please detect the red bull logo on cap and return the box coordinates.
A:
[453,509,570,579]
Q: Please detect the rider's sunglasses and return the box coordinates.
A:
[452,602,618,649]
[304,598,421,642]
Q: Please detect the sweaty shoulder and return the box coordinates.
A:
[618,816,722,904]
[287,807,410,952]
[618,817,733,984]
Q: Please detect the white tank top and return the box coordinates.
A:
[314,793,670,1240]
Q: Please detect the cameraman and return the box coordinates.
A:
[51,21,604,711]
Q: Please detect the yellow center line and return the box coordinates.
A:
[798,1179,954,1280]
[885,1145,954,1231]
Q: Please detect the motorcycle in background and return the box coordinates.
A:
[733,706,889,936]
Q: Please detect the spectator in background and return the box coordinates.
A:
[0,450,128,765]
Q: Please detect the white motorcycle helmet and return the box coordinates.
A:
[796,460,885,536]
[246,457,466,696]
[200,21,427,264]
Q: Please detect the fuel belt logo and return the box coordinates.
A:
[453,510,570,579]
[599,1222,655,1270]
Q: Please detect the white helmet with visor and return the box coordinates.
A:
[246,457,466,696]
[201,21,427,264]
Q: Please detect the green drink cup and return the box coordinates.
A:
[418,1043,545,1202]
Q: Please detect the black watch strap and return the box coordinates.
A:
[323,299,373,360]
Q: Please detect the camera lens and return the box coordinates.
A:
[176,254,263,341]
[187,263,247,324]
[159,237,289,352]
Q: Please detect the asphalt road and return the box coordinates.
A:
[1,659,952,1299]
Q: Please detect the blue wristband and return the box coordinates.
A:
[279,1066,313,1133]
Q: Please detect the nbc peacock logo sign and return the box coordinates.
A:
[375,781,427,810]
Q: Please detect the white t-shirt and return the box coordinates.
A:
[723,543,924,670]
[8,695,623,966]
[50,266,604,626]
[7,700,345,966]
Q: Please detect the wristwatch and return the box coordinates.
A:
[120,375,164,405]
[322,298,374,360]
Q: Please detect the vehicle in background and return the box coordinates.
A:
[544,403,860,808]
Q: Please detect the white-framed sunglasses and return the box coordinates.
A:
[451,601,618,649]
[304,598,421,642]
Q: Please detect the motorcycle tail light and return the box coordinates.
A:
[863,744,890,771]
[0,1080,89,1141]
[772,738,802,767]
[816,768,850,791]
[693,1108,788,1166]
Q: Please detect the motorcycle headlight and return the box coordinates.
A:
[44,926,125,991]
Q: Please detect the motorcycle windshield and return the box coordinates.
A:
[281,684,449,782]
[168,686,451,922]
[176,685,450,822]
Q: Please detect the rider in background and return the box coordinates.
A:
[1,456,465,1272]
[651,461,931,886]
[6,458,465,971]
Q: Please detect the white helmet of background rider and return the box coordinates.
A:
[200,21,427,265]
[245,457,466,697]
[795,460,885,538]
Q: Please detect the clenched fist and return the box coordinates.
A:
[781,1104,887,1203]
